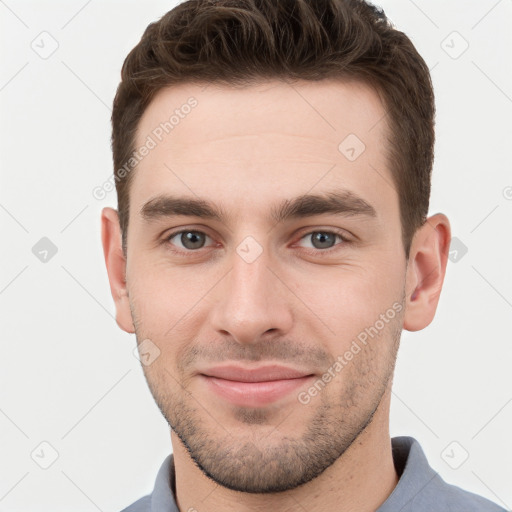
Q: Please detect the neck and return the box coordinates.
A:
[171,387,398,512]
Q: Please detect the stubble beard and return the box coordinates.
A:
[135,314,403,494]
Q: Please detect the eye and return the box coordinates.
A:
[297,230,346,250]
[166,230,213,250]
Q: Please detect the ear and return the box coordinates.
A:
[101,207,135,334]
[403,213,451,332]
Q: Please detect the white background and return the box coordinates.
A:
[1,1,511,510]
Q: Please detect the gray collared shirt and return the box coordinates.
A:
[120,436,507,511]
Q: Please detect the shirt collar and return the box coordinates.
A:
[376,436,439,511]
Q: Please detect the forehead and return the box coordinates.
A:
[130,79,396,221]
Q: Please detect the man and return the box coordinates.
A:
[102,1,506,511]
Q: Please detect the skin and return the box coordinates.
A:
[102,79,450,512]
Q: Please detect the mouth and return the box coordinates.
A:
[199,364,315,407]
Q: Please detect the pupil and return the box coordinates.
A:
[182,231,205,249]
[312,232,335,249]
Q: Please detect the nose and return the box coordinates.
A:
[209,248,294,345]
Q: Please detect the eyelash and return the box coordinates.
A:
[163,228,351,256]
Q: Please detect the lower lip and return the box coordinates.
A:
[201,375,314,407]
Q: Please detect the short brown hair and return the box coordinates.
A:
[111,0,435,257]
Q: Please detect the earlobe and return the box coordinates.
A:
[403,213,451,332]
[101,207,135,334]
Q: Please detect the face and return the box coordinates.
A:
[122,79,408,492]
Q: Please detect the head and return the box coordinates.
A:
[103,0,450,494]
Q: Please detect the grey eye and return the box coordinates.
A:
[310,232,337,249]
[181,231,206,249]
[298,231,342,250]
[169,230,210,250]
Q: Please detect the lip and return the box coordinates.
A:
[200,365,315,407]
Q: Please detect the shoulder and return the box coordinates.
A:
[117,453,176,512]
[414,475,507,511]
[385,437,508,512]
[119,494,151,512]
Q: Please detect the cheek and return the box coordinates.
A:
[128,260,204,319]
[127,261,217,364]
[292,256,405,345]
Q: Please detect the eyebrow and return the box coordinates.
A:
[140,190,377,224]
[271,191,377,223]
[141,195,225,222]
